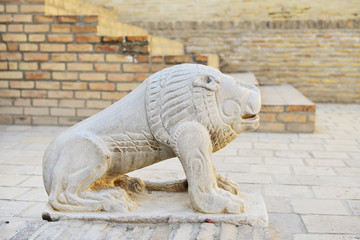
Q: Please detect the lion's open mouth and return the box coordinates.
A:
[242,114,257,120]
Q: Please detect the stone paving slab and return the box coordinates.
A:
[0,104,360,239]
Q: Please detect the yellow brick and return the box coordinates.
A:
[67,44,93,52]
[123,64,149,73]
[77,109,100,117]
[101,92,126,100]
[0,71,22,79]
[62,82,87,90]
[2,34,27,42]
[86,100,111,109]
[340,68,357,72]
[79,73,106,81]
[50,108,75,116]
[9,63,18,70]
[52,53,77,62]
[19,62,38,70]
[59,99,85,108]
[52,72,78,80]
[48,34,74,43]
[24,107,49,116]
[94,64,120,72]
[19,43,38,51]
[13,14,32,22]
[6,5,18,13]
[0,80,8,88]
[79,54,105,62]
[40,44,66,52]
[89,83,115,91]
[8,24,23,32]
[108,73,134,82]
[9,81,34,89]
[24,24,49,33]
[41,63,65,71]
[36,81,60,90]
[67,63,93,71]
[0,89,20,97]
[20,4,44,13]
[29,34,45,42]
[278,113,307,123]
[106,54,133,62]
[322,79,337,83]
[116,83,140,91]
[48,91,73,99]
[75,91,101,99]
[33,99,58,107]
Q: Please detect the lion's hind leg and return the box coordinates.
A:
[48,132,136,212]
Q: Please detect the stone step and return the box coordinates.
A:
[45,0,186,56]
[226,73,259,87]
[259,85,315,133]
[228,73,315,133]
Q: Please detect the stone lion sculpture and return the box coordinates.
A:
[43,64,261,214]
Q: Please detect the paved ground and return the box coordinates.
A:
[0,104,360,240]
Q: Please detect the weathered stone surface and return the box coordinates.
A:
[172,223,194,240]
[42,64,262,215]
[267,213,307,240]
[294,234,360,240]
[219,223,237,240]
[42,192,268,226]
[302,215,360,234]
[292,199,349,215]
[196,223,216,240]
[347,200,360,215]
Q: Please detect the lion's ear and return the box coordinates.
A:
[193,75,220,91]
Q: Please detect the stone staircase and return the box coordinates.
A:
[44,0,185,56]
[227,73,315,133]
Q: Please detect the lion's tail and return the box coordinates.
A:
[143,179,188,192]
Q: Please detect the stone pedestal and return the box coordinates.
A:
[43,191,268,227]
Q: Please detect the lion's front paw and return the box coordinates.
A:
[189,187,245,214]
[217,174,241,196]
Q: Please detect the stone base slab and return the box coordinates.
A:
[42,192,268,227]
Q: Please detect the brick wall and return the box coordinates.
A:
[0,0,213,125]
[91,0,360,22]
[137,20,360,103]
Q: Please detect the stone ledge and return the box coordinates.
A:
[42,192,268,227]
[227,72,316,133]
[259,85,315,133]
[227,72,259,87]
[261,85,315,108]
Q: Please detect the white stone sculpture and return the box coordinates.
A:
[43,64,261,214]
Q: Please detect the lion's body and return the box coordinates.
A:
[43,64,261,213]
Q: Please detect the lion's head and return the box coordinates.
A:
[193,72,261,135]
[146,64,261,150]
